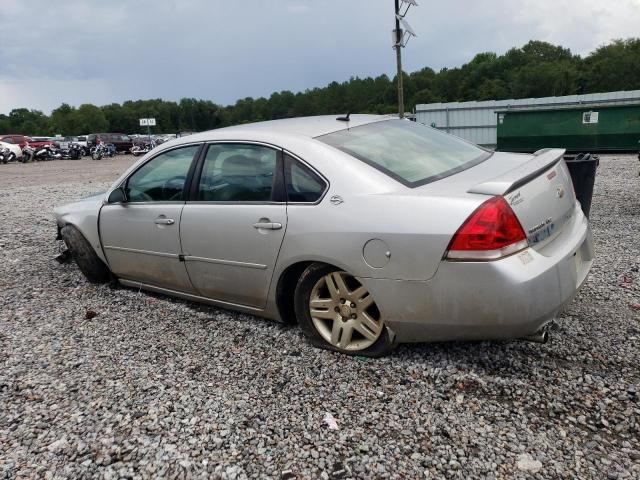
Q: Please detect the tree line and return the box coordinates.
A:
[2,39,640,136]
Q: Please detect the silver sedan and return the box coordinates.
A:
[54,115,594,356]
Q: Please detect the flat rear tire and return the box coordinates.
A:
[294,263,394,357]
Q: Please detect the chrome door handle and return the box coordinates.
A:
[253,222,282,230]
[154,217,175,225]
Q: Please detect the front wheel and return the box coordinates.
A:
[92,151,102,161]
[294,263,394,357]
[60,225,110,283]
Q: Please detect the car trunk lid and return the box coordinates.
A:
[468,148,577,250]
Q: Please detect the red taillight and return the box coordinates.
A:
[446,196,528,261]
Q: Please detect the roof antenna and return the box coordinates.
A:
[336,112,351,122]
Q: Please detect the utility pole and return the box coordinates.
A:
[394,0,404,119]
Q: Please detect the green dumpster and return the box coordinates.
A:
[497,103,640,153]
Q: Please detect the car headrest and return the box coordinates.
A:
[221,154,261,176]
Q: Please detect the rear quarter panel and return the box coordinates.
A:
[276,192,484,282]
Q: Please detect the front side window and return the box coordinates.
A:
[197,144,277,202]
[317,119,490,187]
[284,154,326,203]
[126,145,199,202]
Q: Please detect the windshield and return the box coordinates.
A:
[317,119,490,187]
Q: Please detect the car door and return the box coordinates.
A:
[99,144,201,292]
[180,143,287,308]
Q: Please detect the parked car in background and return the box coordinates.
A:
[87,133,133,153]
[31,136,55,144]
[76,136,88,155]
[77,135,88,147]
[0,140,23,163]
[54,115,594,357]
[52,137,68,148]
[0,134,30,149]
[0,135,55,150]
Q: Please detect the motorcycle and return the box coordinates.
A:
[62,142,84,160]
[22,143,62,162]
[91,142,116,160]
[21,144,35,162]
[130,138,157,157]
[0,146,17,164]
[35,144,63,161]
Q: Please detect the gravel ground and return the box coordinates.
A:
[0,155,135,189]
[1,155,639,479]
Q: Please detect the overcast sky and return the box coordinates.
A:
[1,0,638,114]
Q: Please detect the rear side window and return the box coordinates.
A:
[197,144,278,202]
[317,119,490,187]
[284,154,326,203]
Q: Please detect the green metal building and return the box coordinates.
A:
[496,103,640,152]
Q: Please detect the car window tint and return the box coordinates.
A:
[126,145,199,202]
[284,154,326,203]
[318,119,489,187]
[198,144,277,202]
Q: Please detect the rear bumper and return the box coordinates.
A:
[362,204,594,343]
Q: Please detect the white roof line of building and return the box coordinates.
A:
[416,90,640,112]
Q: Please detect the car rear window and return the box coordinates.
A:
[317,119,490,187]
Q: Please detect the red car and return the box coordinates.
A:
[0,134,54,150]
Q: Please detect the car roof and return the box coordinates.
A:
[190,114,394,141]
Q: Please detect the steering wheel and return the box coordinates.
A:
[127,188,153,202]
[162,176,186,201]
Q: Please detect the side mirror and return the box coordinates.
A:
[107,187,127,204]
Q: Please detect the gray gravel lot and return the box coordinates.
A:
[1,155,639,479]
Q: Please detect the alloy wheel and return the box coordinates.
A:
[309,271,383,351]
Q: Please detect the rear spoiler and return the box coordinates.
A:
[468,148,566,196]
